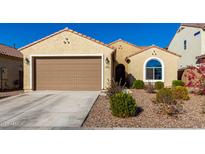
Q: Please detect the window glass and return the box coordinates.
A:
[194,31,200,36]
[146,60,161,67]
[184,40,187,50]
[154,68,162,80]
[146,68,154,80]
[146,59,162,80]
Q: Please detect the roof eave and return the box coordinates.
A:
[0,53,23,59]
[18,27,115,51]
[181,23,205,29]
[196,54,205,59]
[126,46,181,59]
[108,39,145,49]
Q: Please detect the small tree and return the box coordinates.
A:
[184,65,205,95]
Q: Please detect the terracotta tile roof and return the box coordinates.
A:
[196,54,205,59]
[18,27,115,51]
[181,23,205,29]
[0,44,22,59]
[108,39,147,49]
[126,45,181,59]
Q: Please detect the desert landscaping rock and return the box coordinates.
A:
[83,89,205,128]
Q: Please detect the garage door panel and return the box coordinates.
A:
[34,57,101,90]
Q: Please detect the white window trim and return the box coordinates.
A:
[143,57,165,82]
[29,53,104,90]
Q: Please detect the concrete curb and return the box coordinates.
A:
[81,94,100,127]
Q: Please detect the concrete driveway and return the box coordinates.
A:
[0,91,99,129]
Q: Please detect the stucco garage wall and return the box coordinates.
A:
[127,47,180,86]
[20,30,114,91]
[0,55,22,90]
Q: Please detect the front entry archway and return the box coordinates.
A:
[115,64,125,85]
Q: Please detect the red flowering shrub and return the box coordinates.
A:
[184,65,205,95]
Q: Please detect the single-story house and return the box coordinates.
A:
[0,44,23,91]
[19,28,181,91]
[109,39,181,87]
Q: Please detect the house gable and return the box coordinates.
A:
[126,46,181,60]
[126,46,180,86]
[108,39,145,65]
[109,39,146,50]
[19,27,114,55]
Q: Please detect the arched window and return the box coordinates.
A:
[145,59,162,80]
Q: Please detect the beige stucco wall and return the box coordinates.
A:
[127,47,180,86]
[168,26,203,69]
[201,29,205,54]
[20,30,114,91]
[0,55,23,90]
[109,40,142,73]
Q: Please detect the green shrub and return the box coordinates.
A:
[156,88,184,116]
[132,80,144,89]
[155,81,164,90]
[172,86,190,100]
[172,80,185,87]
[156,88,175,104]
[110,92,137,118]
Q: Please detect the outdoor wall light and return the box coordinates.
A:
[126,59,131,64]
[25,57,30,64]
[105,57,110,64]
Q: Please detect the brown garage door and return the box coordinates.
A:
[33,56,101,90]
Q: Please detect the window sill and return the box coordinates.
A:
[143,79,164,82]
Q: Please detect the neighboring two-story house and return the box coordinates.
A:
[168,23,205,70]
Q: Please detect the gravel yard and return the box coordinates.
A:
[83,89,205,128]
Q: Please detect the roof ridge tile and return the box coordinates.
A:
[108,39,147,49]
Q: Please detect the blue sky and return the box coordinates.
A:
[0,23,180,49]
